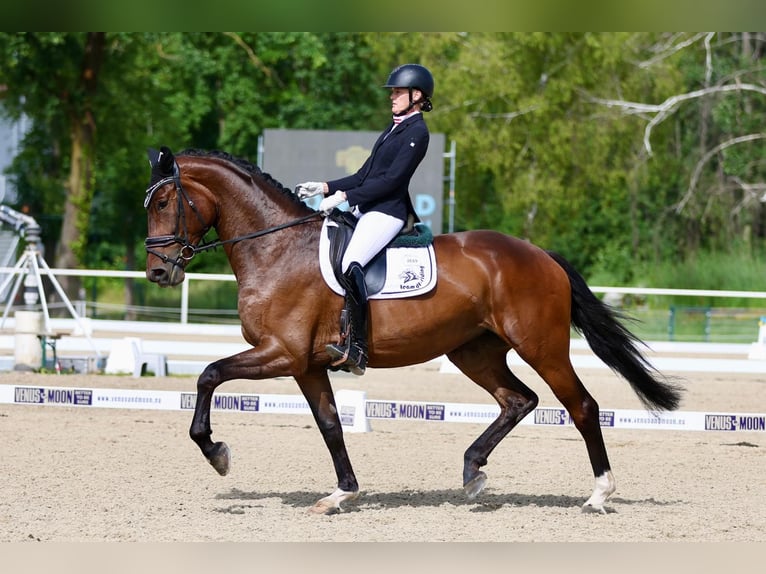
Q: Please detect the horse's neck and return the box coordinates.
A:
[216,193,319,267]
[215,181,309,236]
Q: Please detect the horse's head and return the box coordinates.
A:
[143,146,215,287]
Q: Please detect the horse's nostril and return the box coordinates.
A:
[148,268,168,283]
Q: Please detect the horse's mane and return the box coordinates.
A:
[178,148,309,210]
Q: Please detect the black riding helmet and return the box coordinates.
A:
[383,63,434,113]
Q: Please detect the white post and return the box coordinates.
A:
[14,310,43,371]
[444,140,456,234]
[335,389,371,433]
[747,316,766,360]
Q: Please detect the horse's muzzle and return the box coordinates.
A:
[146,262,186,287]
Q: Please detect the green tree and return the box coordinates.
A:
[1,33,106,298]
[1,32,385,307]
[4,32,763,305]
[405,33,685,276]
[369,33,764,283]
[588,33,766,266]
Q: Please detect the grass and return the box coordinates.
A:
[611,306,764,343]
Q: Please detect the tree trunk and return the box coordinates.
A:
[54,134,87,304]
[53,32,105,306]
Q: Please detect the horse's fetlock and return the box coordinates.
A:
[189,426,211,443]
[464,448,487,469]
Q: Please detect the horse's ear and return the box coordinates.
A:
[148,146,176,176]
[147,147,161,169]
[158,146,175,174]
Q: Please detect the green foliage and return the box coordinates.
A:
[1,32,384,271]
[2,32,765,306]
[636,247,766,295]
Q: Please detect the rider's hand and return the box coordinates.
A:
[295,181,326,199]
[319,190,347,214]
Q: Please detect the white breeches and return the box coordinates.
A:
[341,209,405,272]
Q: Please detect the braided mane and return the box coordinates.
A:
[178,148,308,209]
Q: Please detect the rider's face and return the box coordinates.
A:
[390,87,421,115]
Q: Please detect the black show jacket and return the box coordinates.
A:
[327,113,429,222]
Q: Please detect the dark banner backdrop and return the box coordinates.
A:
[262,129,445,233]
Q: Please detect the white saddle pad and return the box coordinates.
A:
[319,218,437,300]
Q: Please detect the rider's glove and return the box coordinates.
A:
[319,190,347,214]
[295,181,326,199]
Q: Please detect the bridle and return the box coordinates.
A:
[144,159,321,269]
[143,160,212,268]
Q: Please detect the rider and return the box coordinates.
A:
[295,63,434,376]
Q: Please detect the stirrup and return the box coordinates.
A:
[326,342,367,376]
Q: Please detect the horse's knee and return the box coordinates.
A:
[197,364,222,390]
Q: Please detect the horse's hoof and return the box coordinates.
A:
[581,503,607,515]
[308,500,341,516]
[207,441,231,476]
[463,471,487,499]
[582,471,615,513]
[308,488,360,515]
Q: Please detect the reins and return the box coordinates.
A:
[191,212,322,255]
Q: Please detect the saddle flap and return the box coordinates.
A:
[325,210,386,293]
[319,214,437,300]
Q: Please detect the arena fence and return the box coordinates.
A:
[1,383,763,435]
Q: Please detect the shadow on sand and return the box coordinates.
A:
[213,486,681,514]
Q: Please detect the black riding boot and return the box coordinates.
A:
[326,262,368,376]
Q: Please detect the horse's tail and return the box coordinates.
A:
[546,251,684,412]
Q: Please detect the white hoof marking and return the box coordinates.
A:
[309,488,360,515]
[582,470,616,514]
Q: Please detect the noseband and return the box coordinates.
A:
[144,160,212,269]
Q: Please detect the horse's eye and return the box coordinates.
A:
[157,198,169,210]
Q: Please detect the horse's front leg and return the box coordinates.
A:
[188,361,232,476]
[295,370,360,515]
[189,346,294,476]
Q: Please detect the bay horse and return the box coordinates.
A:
[143,146,683,515]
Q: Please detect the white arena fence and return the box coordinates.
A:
[3,266,766,373]
[0,266,238,324]
[1,267,765,435]
[3,266,766,324]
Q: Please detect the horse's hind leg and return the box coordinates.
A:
[523,350,616,513]
[295,369,360,515]
[447,333,540,499]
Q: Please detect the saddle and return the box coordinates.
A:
[321,208,437,299]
